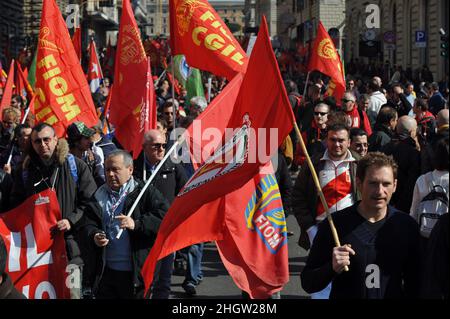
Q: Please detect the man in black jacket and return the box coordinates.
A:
[10,123,97,299]
[368,106,398,152]
[301,152,420,299]
[381,116,421,213]
[83,150,169,299]
[134,129,188,298]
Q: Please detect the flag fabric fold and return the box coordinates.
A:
[169,0,248,80]
[34,0,98,137]
[141,16,293,297]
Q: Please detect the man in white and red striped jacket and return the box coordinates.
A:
[292,122,361,298]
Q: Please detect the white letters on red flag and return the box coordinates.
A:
[88,40,104,93]
[0,190,70,299]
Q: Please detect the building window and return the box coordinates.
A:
[151,28,154,34]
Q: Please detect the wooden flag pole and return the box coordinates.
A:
[293,121,349,272]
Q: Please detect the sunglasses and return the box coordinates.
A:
[341,99,354,103]
[314,111,328,116]
[32,137,53,145]
[150,143,167,149]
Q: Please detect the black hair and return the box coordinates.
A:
[32,123,55,135]
[350,128,368,140]
[432,136,449,171]
[376,106,398,126]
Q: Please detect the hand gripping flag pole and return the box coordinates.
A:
[293,121,349,272]
[116,136,183,239]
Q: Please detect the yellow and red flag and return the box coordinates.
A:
[169,0,248,80]
[141,16,293,298]
[34,0,98,137]
[308,21,346,102]
[109,0,156,158]
[0,60,15,114]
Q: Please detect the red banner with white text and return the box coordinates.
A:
[0,189,70,299]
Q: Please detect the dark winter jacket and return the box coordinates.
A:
[10,139,98,264]
[82,179,169,296]
[381,136,421,213]
[301,204,420,299]
[368,124,396,152]
[133,152,187,204]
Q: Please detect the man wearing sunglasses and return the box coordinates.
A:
[10,123,97,299]
[134,129,188,298]
[294,103,330,166]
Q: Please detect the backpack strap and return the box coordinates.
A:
[66,154,79,185]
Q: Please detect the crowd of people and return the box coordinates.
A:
[0,55,449,299]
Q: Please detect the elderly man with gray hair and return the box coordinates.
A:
[82,149,169,299]
[381,116,421,213]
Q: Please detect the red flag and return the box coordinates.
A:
[141,16,293,295]
[15,61,34,100]
[216,168,289,298]
[34,0,98,137]
[308,21,346,101]
[87,40,103,93]
[110,0,155,158]
[72,27,81,60]
[169,0,248,80]
[186,73,244,169]
[0,59,15,115]
[0,189,70,299]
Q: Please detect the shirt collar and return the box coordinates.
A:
[320,149,356,163]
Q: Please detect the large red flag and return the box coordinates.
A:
[0,60,15,115]
[216,168,289,298]
[141,16,293,296]
[34,0,98,137]
[109,0,155,158]
[308,21,346,101]
[87,40,103,93]
[72,27,81,61]
[169,0,248,80]
[0,189,70,299]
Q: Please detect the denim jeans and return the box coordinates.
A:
[151,252,175,299]
[182,243,204,286]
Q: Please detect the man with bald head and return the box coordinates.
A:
[421,109,449,173]
[382,116,421,212]
[133,129,187,298]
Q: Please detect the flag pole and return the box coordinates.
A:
[6,104,32,166]
[207,77,212,103]
[302,71,310,100]
[293,121,349,272]
[116,137,182,239]
[171,56,176,132]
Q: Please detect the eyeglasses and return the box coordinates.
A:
[341,99,354,103]
[314,111,328,116]
[150,143,167,150]
[32,137,53,145]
